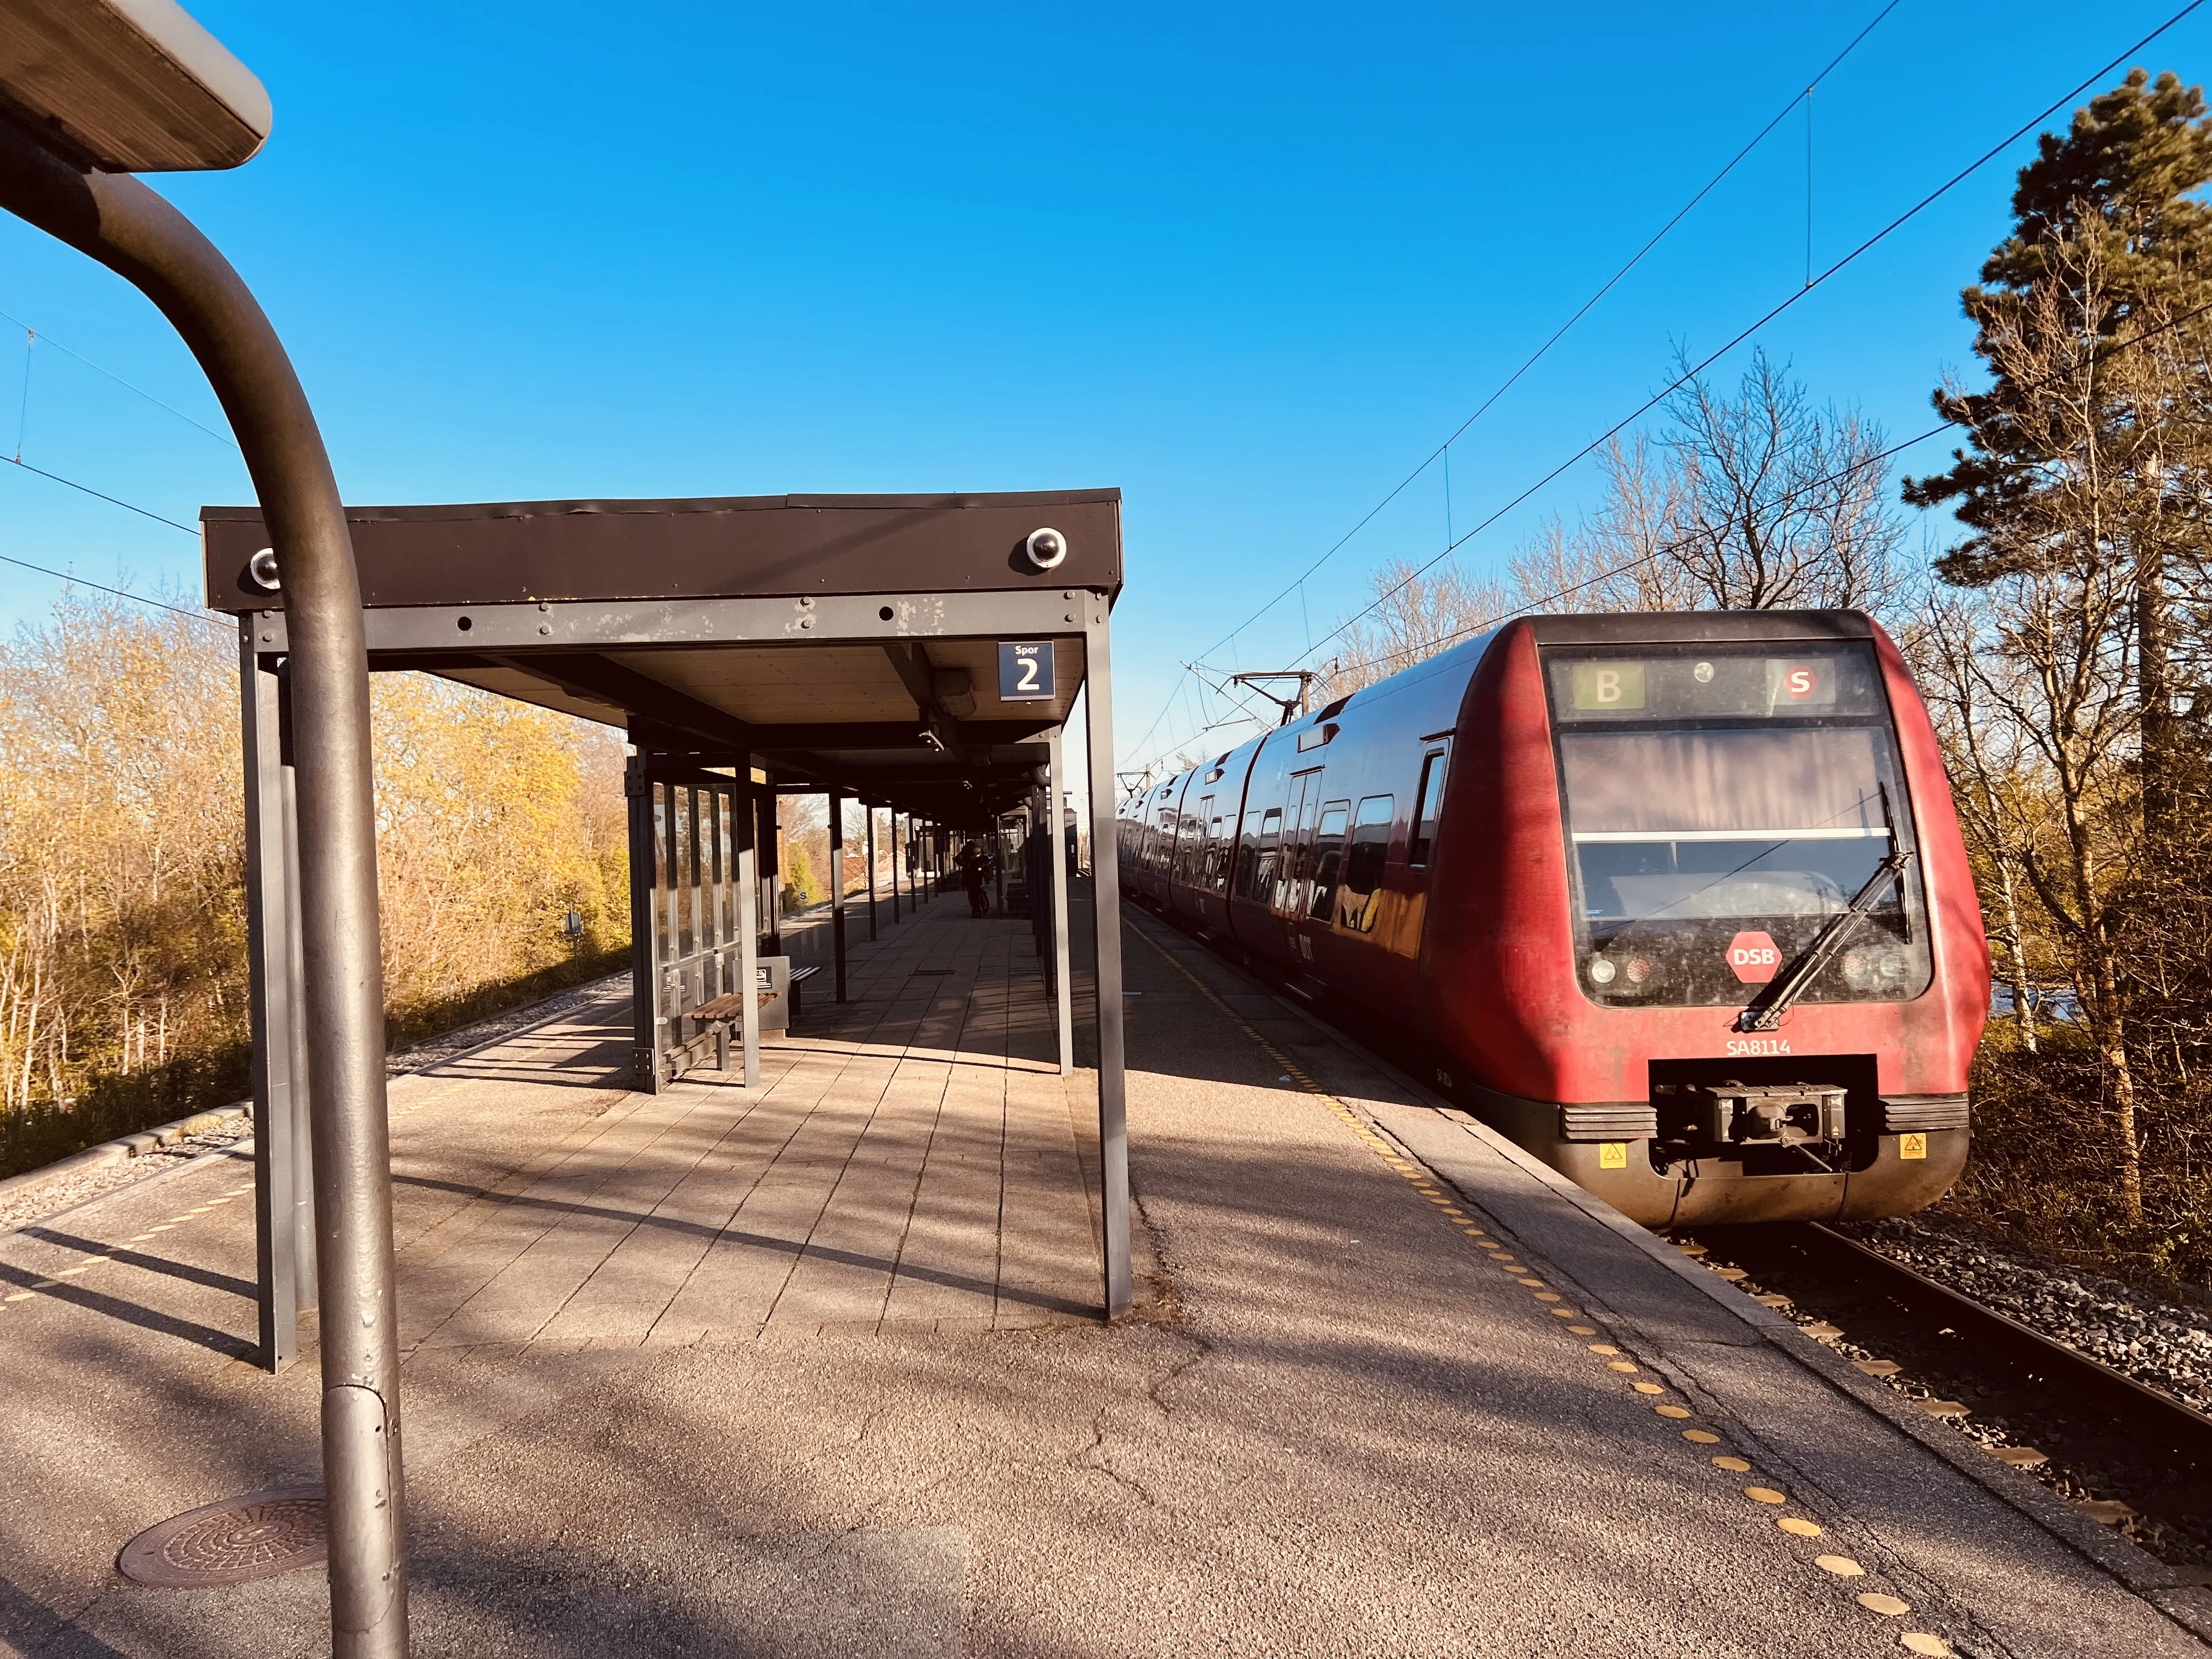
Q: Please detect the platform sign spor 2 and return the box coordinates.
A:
[1726,930,1781,983]
[998,641,1055,702]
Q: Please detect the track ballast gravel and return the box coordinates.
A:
[1841,1211,2212,1416]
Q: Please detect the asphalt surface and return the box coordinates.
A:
[0,890,2203,1656]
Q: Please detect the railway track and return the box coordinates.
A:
[1683,1222,2212,1571]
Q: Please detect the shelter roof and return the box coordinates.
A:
[202,490,1120,822]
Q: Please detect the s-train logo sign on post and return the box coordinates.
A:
[1726,931,1781,983]
[998,641,1055,702]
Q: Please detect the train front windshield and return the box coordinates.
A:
[1543,642,1932,1008]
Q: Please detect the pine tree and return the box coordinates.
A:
[1904,70,2212,1237]
[1905,69,2212,833]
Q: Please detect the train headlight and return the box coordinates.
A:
[1588,956,1617,985]
[1624,957,1651,985]
[1842,950,1874,989]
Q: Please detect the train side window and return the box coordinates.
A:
[1336,794,1395,932]
[1306,802,1351,921]
[1206,814,1228,892]
[1409,748,1449,867]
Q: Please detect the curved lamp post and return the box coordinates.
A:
[0,4,408,1652]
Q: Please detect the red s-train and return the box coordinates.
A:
[1119,612,1989,1227]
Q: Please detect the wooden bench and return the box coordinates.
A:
[691,964,825,1070]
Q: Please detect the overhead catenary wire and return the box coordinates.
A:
[0,306,238,448]
[1123,0,2207,777]
[1130,286,2212,775]
[0,304,236,565]
[1311,290,2212,685]
[1144,0,1907,722]
[4,454,198,533]
[1275,0,2210,679]
[1130,657,1312,780]
[14,329,30,461]
[0,549,227,627]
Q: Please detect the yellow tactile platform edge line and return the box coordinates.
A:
[1129,919,1959,1658]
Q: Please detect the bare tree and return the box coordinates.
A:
[1908,588,2049,1053]
[1319,560,1516,698]
[1656,347,1908,613]
[1317,354,1907,703]
[0,594,631,1176]
[1507,438,1703,614]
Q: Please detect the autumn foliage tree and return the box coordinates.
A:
[0,594,629,1176]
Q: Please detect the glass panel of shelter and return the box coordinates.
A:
[651,774,749,1077]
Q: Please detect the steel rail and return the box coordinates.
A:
[1789,1223,2212,1479]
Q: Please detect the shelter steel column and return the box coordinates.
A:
[763,785,782,958]
[241,624,313,1371]
[1047,726,1074,1077]
[830,791,848,1002]
[625,754,663,1093]
[1082,604,1133,1318]
[274,669,315,1310]
[866,806,878,940]
[0,122,417,1654]
[890,811,901,923]
[736,763,762,1088]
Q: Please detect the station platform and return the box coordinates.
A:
[2,890,2207,1656]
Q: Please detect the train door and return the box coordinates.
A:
[1296,801,1351,966]
[1174,793,1212,918]
[1146,778,1184,904]
[1268,771,1319,930]
[1184,795,1232,927]
[1393,740,1451,962]
[1230,797,1282,953]
[1273,770,1348,969]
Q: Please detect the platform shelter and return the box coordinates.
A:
[201,490,1131,1371]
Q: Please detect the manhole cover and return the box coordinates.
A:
[118,1486,326,1588]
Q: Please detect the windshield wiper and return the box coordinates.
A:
[1735,847,1915,1034]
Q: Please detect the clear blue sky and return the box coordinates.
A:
[3,0,2208,782]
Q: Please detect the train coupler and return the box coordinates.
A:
[1685,1081,1848,1148]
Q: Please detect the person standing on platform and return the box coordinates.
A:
[960,840,990,918]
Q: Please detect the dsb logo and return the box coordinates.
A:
[1726,930,1781,983]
